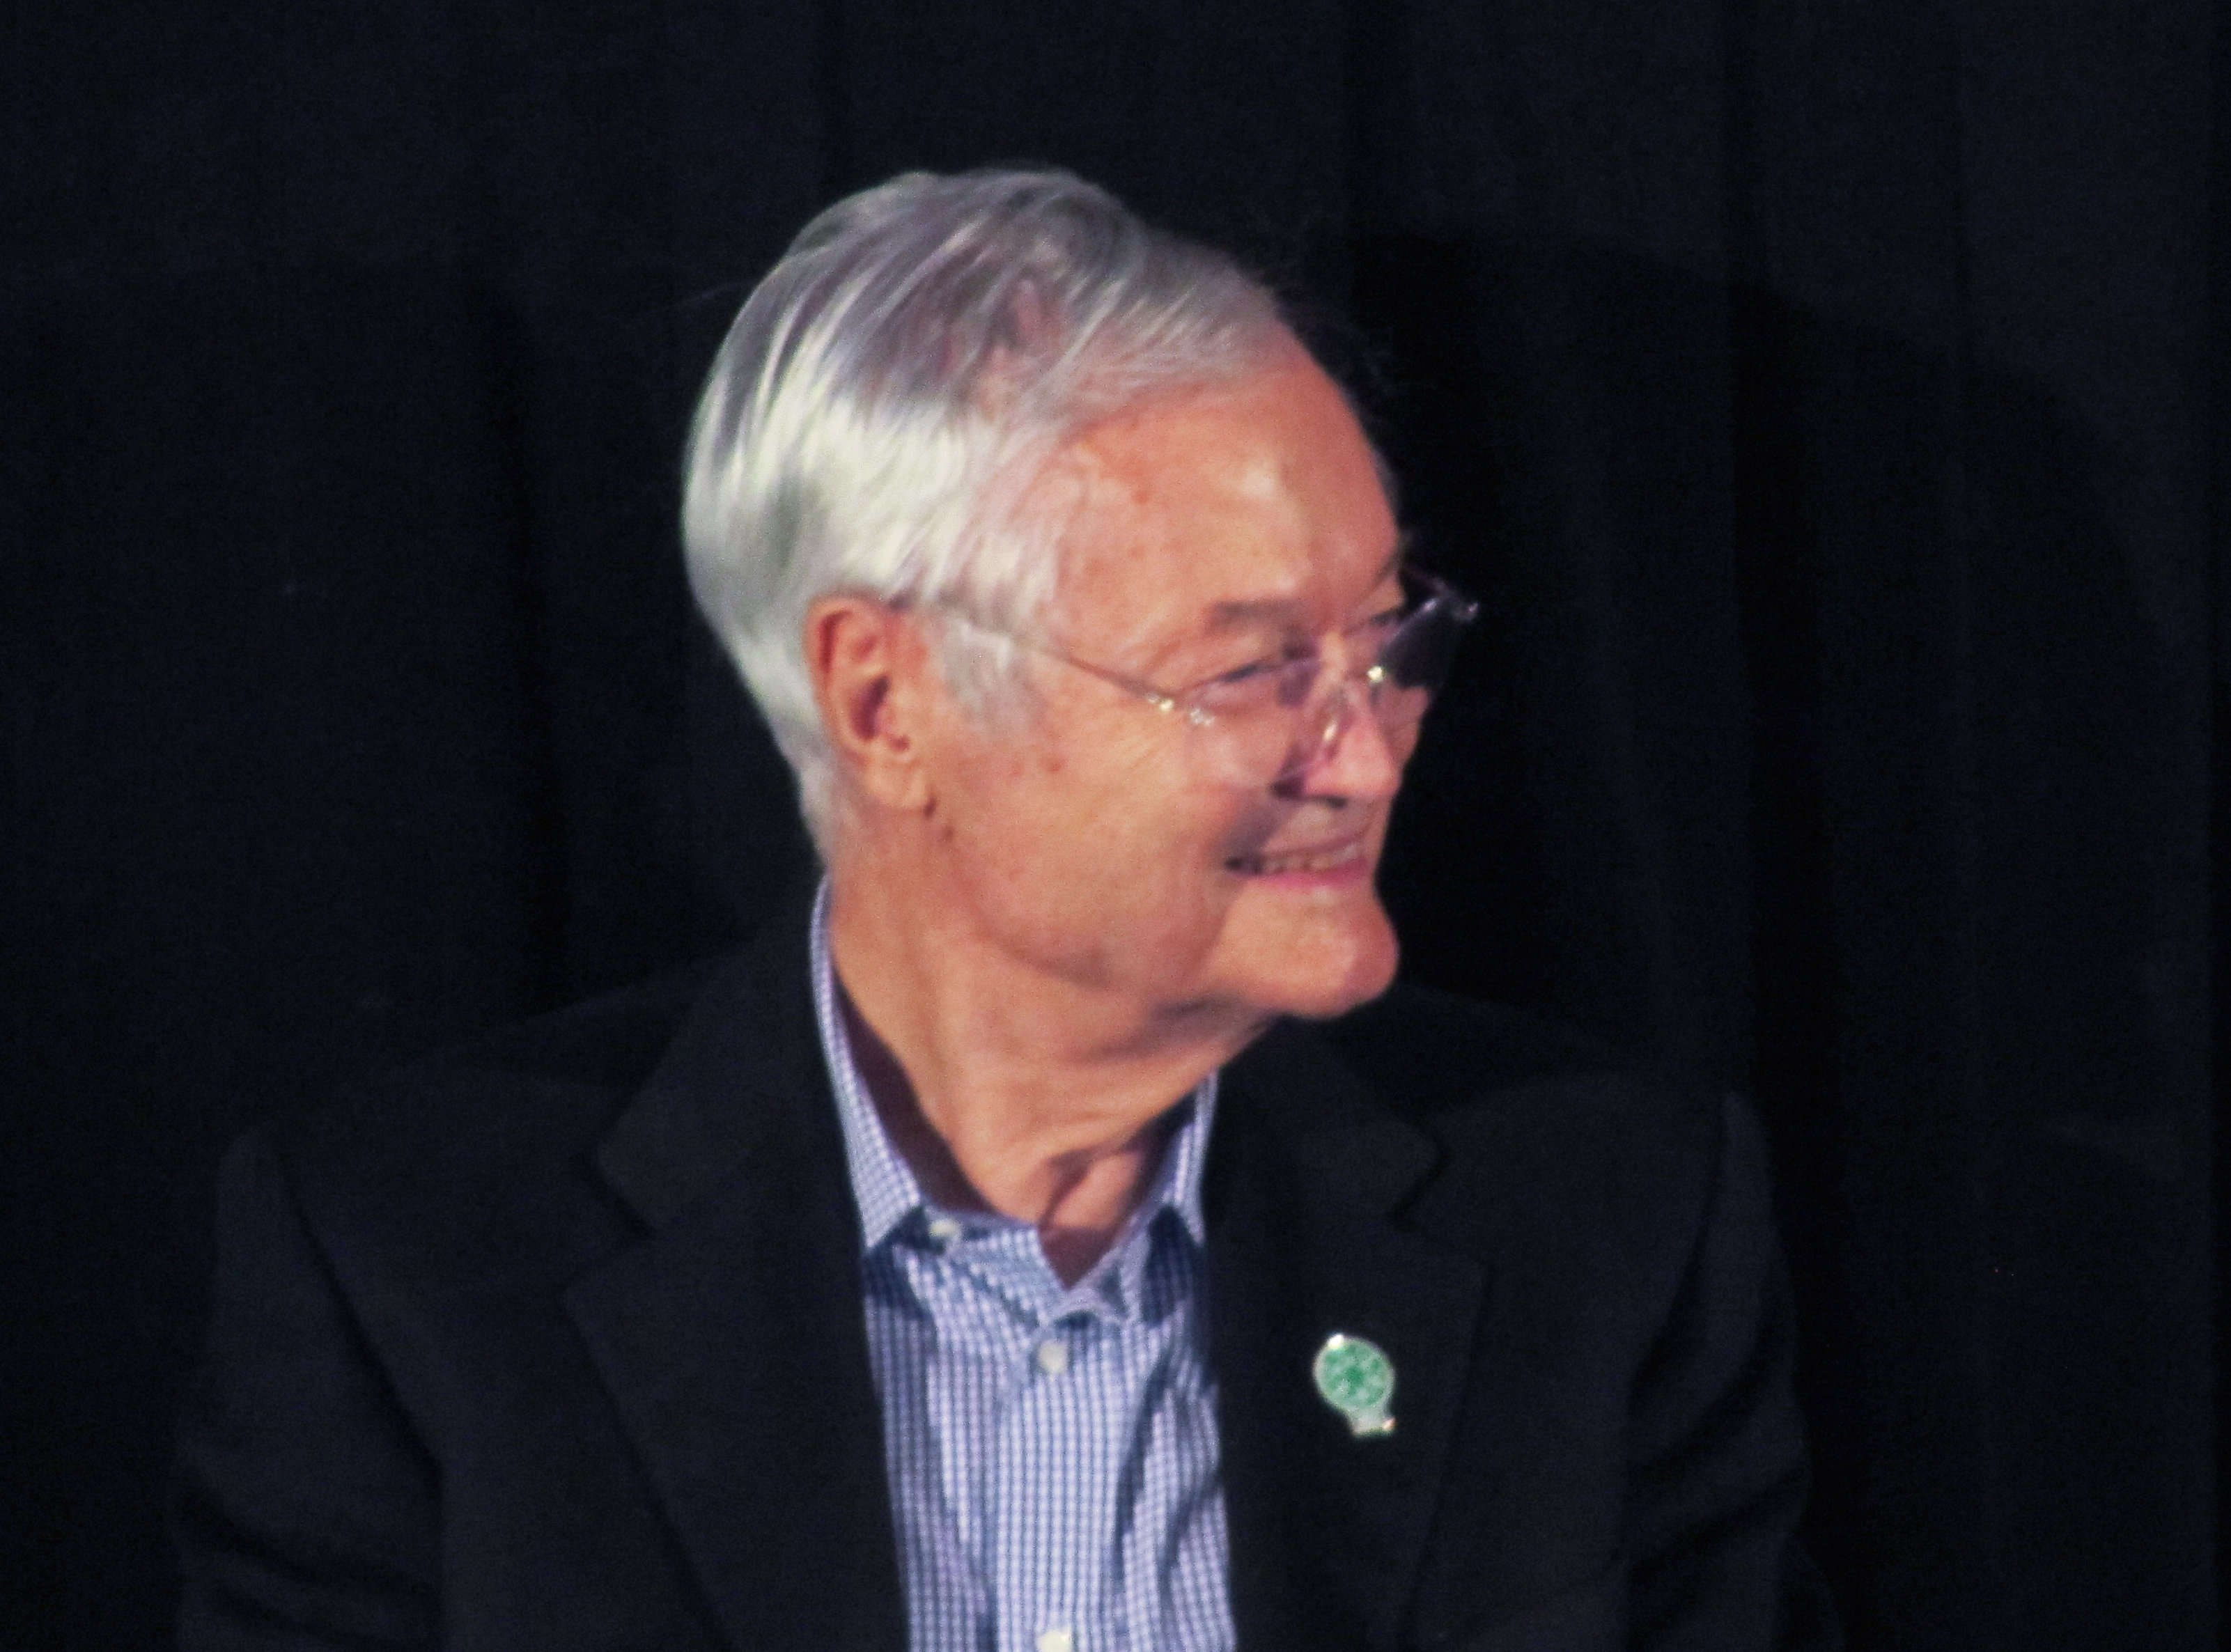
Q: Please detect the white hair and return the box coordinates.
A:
[681,167,1290,850]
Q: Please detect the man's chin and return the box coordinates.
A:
[1247,914,1401,1022]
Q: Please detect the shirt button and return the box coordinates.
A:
[1033,1338,1071,1376]
[1036,1629,1074,1652]
[925,1215,961,1246]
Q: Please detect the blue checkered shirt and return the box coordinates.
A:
[809,885,1236,1652]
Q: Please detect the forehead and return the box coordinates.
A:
[1047,352,1399,646]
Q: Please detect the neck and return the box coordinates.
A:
[825,860,1259,1284]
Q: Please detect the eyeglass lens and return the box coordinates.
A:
[1197,584,1473,785]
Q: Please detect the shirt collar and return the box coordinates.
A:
[809,878,1216,1254]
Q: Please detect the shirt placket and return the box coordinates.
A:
[963,1229,1149,1652]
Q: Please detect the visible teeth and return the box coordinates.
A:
[1237,843,1361,875]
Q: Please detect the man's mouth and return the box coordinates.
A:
[1227,839,1367,876]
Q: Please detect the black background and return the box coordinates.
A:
[4,3,2221,1649]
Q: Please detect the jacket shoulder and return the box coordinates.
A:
[262,959,724,1262]
[1319,981,1633,1104]
[1312,982,1733,1240]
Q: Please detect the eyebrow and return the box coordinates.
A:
[1201,541,1409,632]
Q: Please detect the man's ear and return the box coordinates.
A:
[804,595,937,813]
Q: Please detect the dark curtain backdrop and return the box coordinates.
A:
[4,3,2221,1649]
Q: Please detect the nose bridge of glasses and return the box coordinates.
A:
[1266,662,1392,784]
[1311,615,1401,706]
[1293,618,1387,699]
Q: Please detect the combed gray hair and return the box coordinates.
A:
[681,167,1290,850]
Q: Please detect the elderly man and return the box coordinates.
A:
[176,171,1835,1651]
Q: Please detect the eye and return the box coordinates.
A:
[1348,603,1407,655]
[1207,653,1288,688]
[1192,646,1315,715]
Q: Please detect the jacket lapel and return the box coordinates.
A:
[564,898,907,1652]
[1210,1016,1490,1652]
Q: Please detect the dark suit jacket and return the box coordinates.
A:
[173,890,1839,1651]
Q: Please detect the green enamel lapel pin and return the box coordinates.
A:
[1312,1332,1396,1437]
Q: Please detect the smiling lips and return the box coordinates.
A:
[1228,839,1369,878]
